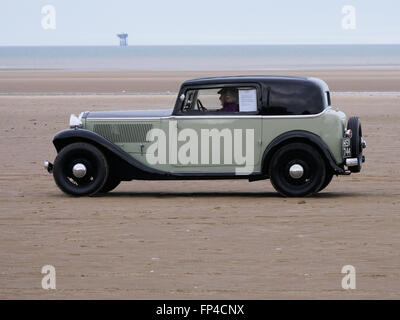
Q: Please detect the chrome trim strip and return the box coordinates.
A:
[86,108,329,121]
[88,118,167,121]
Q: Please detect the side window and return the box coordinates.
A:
[181,87,258,114]
[198,88,226,112]
[266,83,325,115]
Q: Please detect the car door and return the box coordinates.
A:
[168,84,263,175]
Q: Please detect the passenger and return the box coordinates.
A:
[218,88,239,112]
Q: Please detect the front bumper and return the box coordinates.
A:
[44,161,53,173]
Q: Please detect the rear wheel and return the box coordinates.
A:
[269,143,326,197]
[53,142,108,196]
[318,169,334,192]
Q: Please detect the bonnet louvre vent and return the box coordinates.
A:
[92,123,153,143]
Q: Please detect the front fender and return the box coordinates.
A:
[52,129,168,177]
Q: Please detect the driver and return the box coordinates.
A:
[218,88,239,112]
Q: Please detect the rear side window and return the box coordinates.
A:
[265,82,325,115]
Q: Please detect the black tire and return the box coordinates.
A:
[269,143,326,197]
[53,142,108,196]
[347,117,363,173]
[100,176,121,193]
[318,169,334,192]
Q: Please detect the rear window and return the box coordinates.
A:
[264,82,326,115]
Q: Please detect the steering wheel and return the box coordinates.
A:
[197,99,207,111]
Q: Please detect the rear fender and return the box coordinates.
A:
[262,130,345,175]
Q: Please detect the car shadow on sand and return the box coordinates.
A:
[99,191,363,199]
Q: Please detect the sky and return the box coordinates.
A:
[1,0,399,46]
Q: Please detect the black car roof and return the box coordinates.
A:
[182,75,329,92]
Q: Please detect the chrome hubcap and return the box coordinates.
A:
[289,164,304,179]
[72,163,87,178]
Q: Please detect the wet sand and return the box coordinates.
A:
[1,69,400,94]
[0,70,400,299]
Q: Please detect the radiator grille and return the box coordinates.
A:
[92,123,153,143]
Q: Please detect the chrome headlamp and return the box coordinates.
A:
[69,112,84,128]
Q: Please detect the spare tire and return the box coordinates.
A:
[347,117,363,173]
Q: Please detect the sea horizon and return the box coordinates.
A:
[1,44,400,71]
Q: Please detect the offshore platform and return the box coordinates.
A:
[117,33,128,46]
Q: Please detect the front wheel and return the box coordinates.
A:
[53,142,109,196]
[100,176,121,193]
[269,143,326,197]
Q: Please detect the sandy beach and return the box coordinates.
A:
[0,70,400,299]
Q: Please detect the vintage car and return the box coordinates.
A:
[44,75,366,197]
